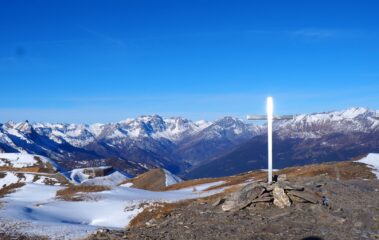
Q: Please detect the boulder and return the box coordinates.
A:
[273,187,291,208]
[222,183,264,211]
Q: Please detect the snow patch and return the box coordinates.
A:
[163,169,183,186]
[67,167,129,186]
[0,153,47,168]
[0,181,226,238]
[356,153,379,178]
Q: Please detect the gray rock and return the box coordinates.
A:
[212,198,225,207]
[287,190,320,204]
[273,187,291,208]
[251,196,274,203]
[280,183,305,191]
[287,194,308,203]
[222,183,264,211]
[277,174,287,182]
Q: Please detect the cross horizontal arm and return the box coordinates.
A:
[247,115,296,121]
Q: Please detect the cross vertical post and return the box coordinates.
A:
[247,97,294,184]
[267,97,273,184]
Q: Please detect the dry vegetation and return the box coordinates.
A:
[164,170,267,192]
[129,184,242,228]
[129,200,195,227]
[277,161,376,180]
[166,160,375,193]
[0,182,25,197]
[120,168,168,191]
[129,160,376,227]
[56,185,111,201]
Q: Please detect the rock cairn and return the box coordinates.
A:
[217,174,323,211]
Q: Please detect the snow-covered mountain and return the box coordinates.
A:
[0,108,378,177]
[274,107,379,138]
[0,115,254,175]
[187,107,379,178]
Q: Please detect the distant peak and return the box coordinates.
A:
[215,116,243,124]
[15,120,33,132]
[338,107,370,119]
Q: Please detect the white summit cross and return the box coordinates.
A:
[247,97,295,184]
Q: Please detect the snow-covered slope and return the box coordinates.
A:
[0,180,225,239]
[274,107,379,139]
[0,153,59,170]
[356,153,379,178]
[163,169,183,186]
[0,172,62,186]
[67,167,129,186]
[0,153,67,190]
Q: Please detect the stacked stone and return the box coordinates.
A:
[218,174,322,211]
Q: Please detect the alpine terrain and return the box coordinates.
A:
[0,107,378,178]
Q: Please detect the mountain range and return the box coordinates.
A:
[1,107,378,178]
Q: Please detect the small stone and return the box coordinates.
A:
[212,198,225,207]
[282,183,304,191]
[336,217,346,224]
[277,174,287,182]
[251,196,274,203]
[369,233,379,239]
[354,221,363,228]
[273,187,291,208]
[288,194,308,203]
[260,192,271,198]
[287,190,320,204]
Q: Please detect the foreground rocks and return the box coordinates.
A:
[220,175,322,212]
[87,177,379,240]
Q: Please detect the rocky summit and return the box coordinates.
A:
[84,160,379,240]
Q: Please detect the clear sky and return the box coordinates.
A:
[1,0,378,123]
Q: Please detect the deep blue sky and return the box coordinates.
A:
[1,0,378,123]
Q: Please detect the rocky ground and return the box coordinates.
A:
[1,161,379,240]
[88,176,379,240]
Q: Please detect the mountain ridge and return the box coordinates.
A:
[1,107,378,178]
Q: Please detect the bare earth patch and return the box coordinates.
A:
[0,182,25,197]
[56,185,111,201]
[120,168,168,191]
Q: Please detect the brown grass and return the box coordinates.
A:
[167,160,375,193]
[276,161,375,180]
[0,182,25,197]
[129,159,375,229]
[129,200,194,227]
[0,166,42,172]
[56,185,111,201]
[129,184,242,228]
[164,170,266,192]
[120,168,169,191]
[134,159,376,198]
